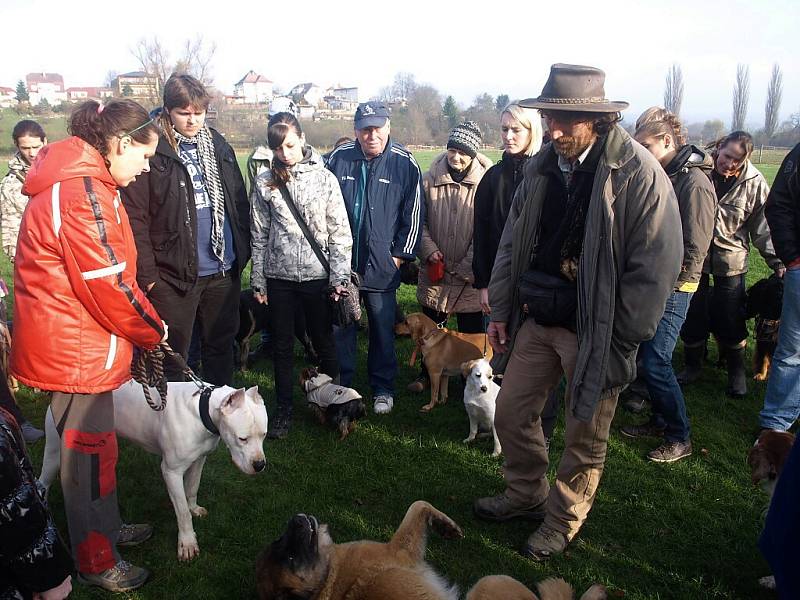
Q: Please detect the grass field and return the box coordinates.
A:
[4,137,789,599]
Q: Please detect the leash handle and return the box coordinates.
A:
[131,342,207,412]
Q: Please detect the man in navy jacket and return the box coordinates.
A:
[326,102,424,413]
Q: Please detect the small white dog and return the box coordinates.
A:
[461,359,501,456]
[40,380,268,561]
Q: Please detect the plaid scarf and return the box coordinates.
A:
[173,125,226,262]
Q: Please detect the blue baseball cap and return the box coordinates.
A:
[354,101,390,129]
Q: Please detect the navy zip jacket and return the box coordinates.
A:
[326,138,424,292]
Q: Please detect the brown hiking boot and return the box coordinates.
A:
[78,560,149,592]
[117,523,154,547]
[473,493,546,522]
[521,524,569,561]
[620,423,666,439]
[647,440,693,463]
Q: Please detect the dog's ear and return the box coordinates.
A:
[461,360,474,379]
[221,388,246,414]
[246,386,264,405]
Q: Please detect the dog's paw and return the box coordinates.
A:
[431,514,464,540]
[419,404,434,413]
[178,535,200,561]
[190,506,208,518]
[754,373,768,381]
[491,449,502,457]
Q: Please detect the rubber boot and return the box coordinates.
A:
[726,346,747,398]
[677,343,705,385]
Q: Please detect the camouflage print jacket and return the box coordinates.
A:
[251,146,352,292]
[0,153,30,259]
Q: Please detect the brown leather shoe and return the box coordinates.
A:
[521,524,568,561]
[473,493,546,522]
[406,377,428,393]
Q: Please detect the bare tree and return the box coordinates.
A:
[391,72,417,101]
[174,35,217,85]
[104,70,119,89]
[663,64,684,115]
[131,35,217,103]
[731,63,750,131]
[764,63,783,140]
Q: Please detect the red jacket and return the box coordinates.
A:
[10,137,164,393]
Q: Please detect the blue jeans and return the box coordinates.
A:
[760,268,800,431]
[640,291,692,442]
[334,290,397,397]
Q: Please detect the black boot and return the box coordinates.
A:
[726,346,747,398]
[677,343,705,385]
[267,406,292,439]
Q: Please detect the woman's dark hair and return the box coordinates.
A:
[267,112,304,188]
[12,120,46,144]
[160,73,212,151]
[708,130,754,162]
[69,99,157,159]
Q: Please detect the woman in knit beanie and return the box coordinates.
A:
[409,122,493,400]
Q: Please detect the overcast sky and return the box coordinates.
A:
[3,0,797,128]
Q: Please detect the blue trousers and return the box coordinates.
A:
[334,290,397,397]
[760,268,800,431]
[640,291,692,442]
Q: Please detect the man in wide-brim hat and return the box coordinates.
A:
[473,63,683,560]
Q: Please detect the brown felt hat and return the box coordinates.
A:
[520,63,629,113]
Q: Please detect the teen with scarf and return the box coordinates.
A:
[122,74,250,386]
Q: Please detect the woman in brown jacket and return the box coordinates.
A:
[409,121,492,392]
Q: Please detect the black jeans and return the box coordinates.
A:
[147,271,240,386]
[267,278,339,411]
[681,273,748,347]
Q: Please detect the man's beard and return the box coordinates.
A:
[553,136,585,161]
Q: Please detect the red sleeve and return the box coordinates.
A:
[58,178,164,349]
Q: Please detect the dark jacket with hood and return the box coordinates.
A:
[0,406,72,599]
[489,125,683,422]
[666,145,717,290]
[472,152,529,289]
[121,128,251,293]
[325,138,424,292]
[765,142,800,267]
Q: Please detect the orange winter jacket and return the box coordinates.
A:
[10,137,164,393]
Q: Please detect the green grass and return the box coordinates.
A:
[3,148,786,599]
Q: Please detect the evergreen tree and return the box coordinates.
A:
[15,80,29,103]
[442,95,460,128]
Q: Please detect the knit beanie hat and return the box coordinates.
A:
[447,121,482,158]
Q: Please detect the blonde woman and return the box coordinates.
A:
[472,103,543,314]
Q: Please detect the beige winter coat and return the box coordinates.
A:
[417,152,492,313]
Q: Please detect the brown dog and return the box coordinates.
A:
[395,313,492,412]
[256,500,463,600]
[466,575,607,600]
[256,500,598,600]
[749,429,796,498]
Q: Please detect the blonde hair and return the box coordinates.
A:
[501,103,543,156]
[635,106,686,147]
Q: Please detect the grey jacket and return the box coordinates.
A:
[666,145,716,290]
[489,125,683,422]
[303,373,362,408]
[251,146,352,291]
[0,153,29,258]
[705,160,781,276]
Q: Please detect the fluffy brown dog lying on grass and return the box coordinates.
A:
[395,313,492,412]
[255,500,604,600]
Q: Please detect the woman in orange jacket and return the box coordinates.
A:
[10,99,165,593]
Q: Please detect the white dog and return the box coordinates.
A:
[40,380,268,561]
[461,359,501,456]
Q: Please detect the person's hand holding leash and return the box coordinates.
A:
[330,284,346,302]
[478,288,491,314]
[254,292,268,305]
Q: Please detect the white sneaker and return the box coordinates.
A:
[373,395,394,414]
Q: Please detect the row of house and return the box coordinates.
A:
[2,70,359,120]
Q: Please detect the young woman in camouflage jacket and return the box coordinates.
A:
[251,112,352,439]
